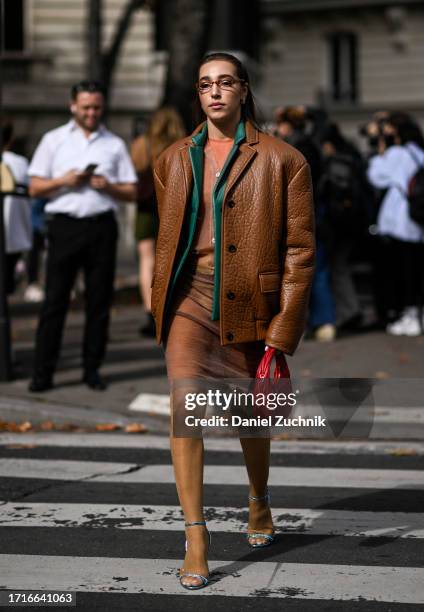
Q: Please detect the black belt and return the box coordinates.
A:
[48,210,115,221]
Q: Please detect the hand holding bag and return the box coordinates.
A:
[252,346,292,420]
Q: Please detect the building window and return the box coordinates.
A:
[3,0,25,52]
[327,32,358,103]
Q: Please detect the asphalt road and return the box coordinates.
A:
[0,432,423,610]
[1,302,424,434]
[1,298,424,609]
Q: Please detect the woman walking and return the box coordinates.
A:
[151,52,315,590]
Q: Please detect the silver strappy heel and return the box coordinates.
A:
[178,520,211,590]
[247,487,275,548]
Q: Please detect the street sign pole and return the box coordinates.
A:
[0,0,13,380]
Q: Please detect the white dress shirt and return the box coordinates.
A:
[28,120,137,218]
[2,151,32,253]
[367,142,424,243]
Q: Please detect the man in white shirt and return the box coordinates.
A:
[28,81,137,392]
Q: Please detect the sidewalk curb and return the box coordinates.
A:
[0,395,167,432]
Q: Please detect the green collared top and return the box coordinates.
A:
[165,119,246,320]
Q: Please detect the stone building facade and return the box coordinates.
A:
[2,0,163,254]
[259,0,424,141]
[2,0,163,153]
[3,0,423,253]
[2,0,423,261]
[3,0,424,151]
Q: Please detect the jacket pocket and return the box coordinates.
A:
[259,271,280,294]
[256,271,281,320]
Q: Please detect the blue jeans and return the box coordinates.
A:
[309,238,336,328]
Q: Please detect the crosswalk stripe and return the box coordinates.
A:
[2,433,423,455]
[0,458,135,481]
[1,433,422,606]
[128,392,170,415]
[0,555,423,602]
[1,459,422,489]
[102,464,424,488]
[0,502,422,538]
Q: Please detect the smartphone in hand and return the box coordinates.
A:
[82,163,98,176]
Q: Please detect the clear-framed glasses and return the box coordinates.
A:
[196,77,245,94]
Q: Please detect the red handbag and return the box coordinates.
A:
[252,347,292,420]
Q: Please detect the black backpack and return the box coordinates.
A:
[318,153,365,234]
[404,146,424,227]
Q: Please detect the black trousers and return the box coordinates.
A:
[371,235,424,322]
[5,253,21,294]
[26,229,46,284]
[32,212,118,378]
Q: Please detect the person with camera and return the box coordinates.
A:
[367,112,424,335]
[27,80,137,391]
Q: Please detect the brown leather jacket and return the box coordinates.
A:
[151,120,316,355]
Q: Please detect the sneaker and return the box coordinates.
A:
[314,324,336,342]
[24,284,45,303]
[386,308,421,336]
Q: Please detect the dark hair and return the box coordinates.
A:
[320,122,361,159]
[70,80,106,101]
[193,52,262,130]
[387,111,424,149]
[1,119,14,148]
[275,106,307,131]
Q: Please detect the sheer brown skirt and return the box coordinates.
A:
[163,259,267,436]
[163,260,264,381]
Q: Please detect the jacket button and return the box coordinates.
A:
[227,200,235,208]
[228,244,237,253]
[227,291,235,300]
[226,332,234,341]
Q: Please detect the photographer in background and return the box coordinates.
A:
[359,112,392,327]
[367,112,424,335]
[359,112,390,157]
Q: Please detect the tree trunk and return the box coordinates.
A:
[87,0,150,105]
[162,0,212,130]
[101,0,147,100]
[87,0,102,81]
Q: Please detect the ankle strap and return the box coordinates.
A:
[249,487,270,502]
[185,520,206,527]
